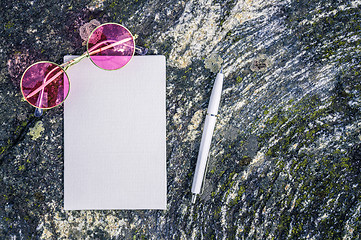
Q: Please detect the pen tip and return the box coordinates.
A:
[192,194,197,204]
[220,67,223,74]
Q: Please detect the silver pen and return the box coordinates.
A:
[191,67,224,203]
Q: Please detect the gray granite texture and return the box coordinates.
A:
[1,0,361,239]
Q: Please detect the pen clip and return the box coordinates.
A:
[207,113,220,118]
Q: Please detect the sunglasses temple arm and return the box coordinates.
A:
[88,39,148,56]
[34,89,43,117]
[135,45,148,55]
[34,108,43,117]
[32,63,63,115]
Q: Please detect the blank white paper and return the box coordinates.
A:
[64,55,166,210]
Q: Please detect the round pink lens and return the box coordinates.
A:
[87,23,135,70]
[20,62,70,109]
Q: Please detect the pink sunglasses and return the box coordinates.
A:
[20,23,144,115]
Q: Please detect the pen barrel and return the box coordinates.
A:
[207,72,224,115]
[191,114,217,194]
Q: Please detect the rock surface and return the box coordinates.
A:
[0,0,360,239]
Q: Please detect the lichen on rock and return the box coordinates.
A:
[204,53,223,73]
[28,121,44,140]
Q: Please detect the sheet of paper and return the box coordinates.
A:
[63,55,166,210]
